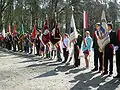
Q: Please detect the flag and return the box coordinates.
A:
[117,27,120,43]
[12,25,18,36]
[96,10,110,52]
[100,10,108,34]
[42,20,50,45]
[31,25,37,39]
[2,27,5,38]
[69,14,78,42]
[8,23,11,33]
[19,24,24,39]
[50,24,61,45]
[83,11,88,29]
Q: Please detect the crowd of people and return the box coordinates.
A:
[0,23,120,80]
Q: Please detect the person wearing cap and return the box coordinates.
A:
[103,23,116,76]
[92,23,103,72]
[82,31,93,68]
[62,33,69,63]
[114,27,120,78]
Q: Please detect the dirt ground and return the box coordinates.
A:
[0,47,120,90]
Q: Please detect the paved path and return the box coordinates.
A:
[0,48,120,90]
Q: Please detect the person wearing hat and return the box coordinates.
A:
[92,23,103,72]
[103,23,116,76]
[62,33,69,63]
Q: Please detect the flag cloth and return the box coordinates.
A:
[19,24,24,39]
[8,23,11,33]
[42,20,50,45]
[12,25,18,36]
[50,24,61,45]
[117,27,120,43]
[96,10,110,52]
[100,10,108,34]
[83,11,88,29]
[31,25,37,39]
[2,27,5,38]
[69,14,78,42]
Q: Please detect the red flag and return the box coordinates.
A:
[83,11,88,29]
[31,25,37,39]
[118,27,120,43]
[8,23,11,33]
[42,20,50,45]
[12,25,18,36]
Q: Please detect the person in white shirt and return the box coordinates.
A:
[62,33,69,63]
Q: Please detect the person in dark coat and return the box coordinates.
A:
[35,34,41,55]
[114,27,120,78]
[103,23,116,76]
[13,34,19,52]
[6,33,12,50]
[92,23,103,72]
[74,35,83,67]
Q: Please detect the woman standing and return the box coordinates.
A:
[82,31,93,68]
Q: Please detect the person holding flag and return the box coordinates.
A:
[92,10,108,73]
[12,25,19,52]
[103,23,116,76]
[19,24,24,52]
[92,23,103,72]
[30,25,37,54]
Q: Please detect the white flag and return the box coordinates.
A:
[69,14,78,41]
[2,27,5,37]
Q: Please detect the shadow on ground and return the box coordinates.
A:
[70,71,120,90]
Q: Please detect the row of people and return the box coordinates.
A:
[0,23,120,79]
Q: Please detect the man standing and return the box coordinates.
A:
[92,23,103,72]
[13,34,19,52]
[62,33,69,63]
[35,33,41,56]
[114,27,120,78]
[74,35,83,67]
[103,23,116,76]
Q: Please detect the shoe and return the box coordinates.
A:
[102,72,108,76]
[108,74,112,77]
[66,62,70,65]
[62,61,66,63]
[114,75,120,78]
[58,59,62,62]
[91,68,98,72]
[98,70,102,73]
